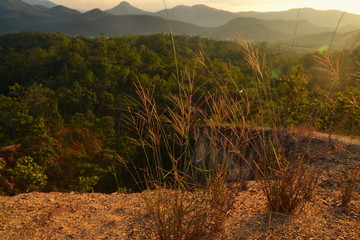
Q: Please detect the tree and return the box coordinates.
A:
[275,65,313,127]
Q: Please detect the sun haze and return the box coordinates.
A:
[50,0,358,14]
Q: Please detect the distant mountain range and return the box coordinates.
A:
[105,1,150,16]
[22,0,56,8]
[104,2,360,31]
[237,8,360,30]
[1,0,360,49]
[153,4,240,28]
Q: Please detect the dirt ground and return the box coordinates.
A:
[1,133,359,240]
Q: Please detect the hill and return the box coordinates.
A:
[208,17,290,41]
[208,17,333,41]
[0,0,48,32]
[105,1,150,15]
[155,4,240,27]
[22,0,56,8]
[45,5,81,18]
[69,14,206,36]
[0,0,43,14]
[237,8,360,32]
[80,8,112,21]
[0,0,360,48]
[0,1,205,36]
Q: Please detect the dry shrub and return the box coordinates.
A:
[260,158,320,214]
[123,62,237,239]
[337,164,360,206]
[254,134,320,214]
[144,170,234,240]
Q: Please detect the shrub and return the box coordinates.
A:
[7,156,47,193]
[123,63,236,239]
[337,164,360,206]
[261,161,320,214]
[255,135,320,214]
[144,170,234,240]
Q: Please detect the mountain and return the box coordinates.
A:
[237,8,360,32]
[45,5,81,18]
[0,0,48,32]
[106,1,149,15]
[261,19,333,36]
[155,4,240,27]
[0,0,42,14]
[208,17,290,41]
[81,8,112,21]
[32,4,48,11]
[206,17,334,41]
[0,0,206,37]
[69,15,206,36]
[0,0,359,49]
[22,0,56,8]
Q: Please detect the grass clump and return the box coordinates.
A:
[144,171,233,240]
[336,164,359,206]
[123,67,236,239]
[260,159,320,214]
[122,30,357,238]
[239,39,321,214]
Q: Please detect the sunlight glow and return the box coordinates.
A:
[51,0,360,15]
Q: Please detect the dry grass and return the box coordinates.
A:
[337,164,360,206]
[123,65,237,239]
[260,161,320,214]
[121,22,360,237]
[238,39,321,214]
[143,171,234,240]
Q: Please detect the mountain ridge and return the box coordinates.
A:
[154,4,240,27]
[22,0,56,8]
[104,1,360,31]
[0,0,359,49]
[237,8,360,30]
[105,1,150,15]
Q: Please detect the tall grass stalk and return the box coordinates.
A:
[314,50,346,144]
[122,4,356,233]
[123,1,238,234]
[123,64,235,239]
[238,38,321,214]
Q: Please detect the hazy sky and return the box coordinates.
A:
[51,0,358,14]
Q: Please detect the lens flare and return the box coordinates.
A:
[318,45,329,53]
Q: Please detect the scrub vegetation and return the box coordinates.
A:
[0,31,359,239]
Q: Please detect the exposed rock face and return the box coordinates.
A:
[192,126,359,182]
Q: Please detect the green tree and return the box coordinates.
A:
[7,156,47,193]
[275,66,313,127]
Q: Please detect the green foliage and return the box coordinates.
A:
[0,158,5,194]
[0,32,359,195]
[7,156,47,193]
[17,117,58,165]
[77,176,100,193]
[275,65,312,127]
[0,158,5,170]
[315,91,360,136]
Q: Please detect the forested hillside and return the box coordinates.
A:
[1,0,360,49]
[0,32,359,195]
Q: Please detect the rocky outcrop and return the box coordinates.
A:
[192,126,360,182]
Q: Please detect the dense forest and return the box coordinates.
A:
[0,32,359,195]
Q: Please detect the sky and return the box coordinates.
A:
[51,0,358,15]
